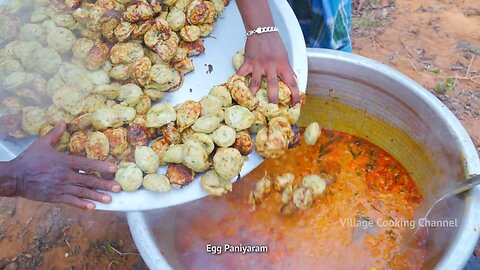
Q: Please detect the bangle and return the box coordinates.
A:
[246,26,278,38]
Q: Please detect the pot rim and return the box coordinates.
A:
[127,49,480,270]
[307,48,480,270]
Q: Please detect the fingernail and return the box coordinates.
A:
[112,185,121,192]
[109,165,117,173]
[102,195,111,203]
[87,203,95,210]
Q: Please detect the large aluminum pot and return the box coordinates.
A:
[128,49,480,269]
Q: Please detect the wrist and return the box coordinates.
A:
[0,160,22,197]
[246,26,278,39]
[246,31,281,44]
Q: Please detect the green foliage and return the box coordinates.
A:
[352,15,376,31]
[430,68,441,74]
[435,78,455,94]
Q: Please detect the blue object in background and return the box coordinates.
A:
[466,255,480,270]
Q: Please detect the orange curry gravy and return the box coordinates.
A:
[171,129,427,269]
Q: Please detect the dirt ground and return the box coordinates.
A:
[0,0,479,269]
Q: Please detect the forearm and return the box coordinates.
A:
[235,0,300,104]
[0,161,18,197]
[236,0,275,30]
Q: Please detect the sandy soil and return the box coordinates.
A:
[0,199,144,270]
[0,0,479,269]
[352,0,480,147]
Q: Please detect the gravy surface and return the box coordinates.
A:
[170,129,427,270]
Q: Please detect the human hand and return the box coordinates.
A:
[10,122,120,210]
[237,33,300,104]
